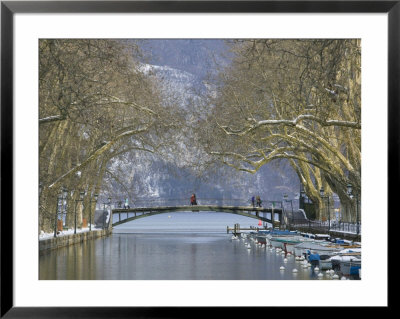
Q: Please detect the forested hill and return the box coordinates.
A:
[137,39,229,80]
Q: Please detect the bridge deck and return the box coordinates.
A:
[111,205,283,227]
[112,205,282,213]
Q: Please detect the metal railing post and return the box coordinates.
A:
[54,197,60,238]
[74,200,78,234]
[89,198,92,231]
[356,195,359,235]
[327,196,330,232]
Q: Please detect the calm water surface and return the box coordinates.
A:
[39,212,330,280]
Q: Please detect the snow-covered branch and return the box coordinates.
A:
[219,114,361,137]
[48,123,154,189]
[104,94,158,116]
[39,114,65,125]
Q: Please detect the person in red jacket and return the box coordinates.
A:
[190,194,197,206]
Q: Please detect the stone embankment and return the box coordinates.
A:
[39,228,112,253]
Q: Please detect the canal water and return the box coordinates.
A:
[39,212,333,280]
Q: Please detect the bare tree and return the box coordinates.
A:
[198,39,361,220]
[39,39,183,231]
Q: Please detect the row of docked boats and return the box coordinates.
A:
[249,229,361,277]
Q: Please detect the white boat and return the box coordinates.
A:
[293,241,341,257]
[329,248,361,276]
[270,236,313,252]
[306,246,361,271]
[341,259,361,276]
[331,256,361,276]
[318,255,333,270]
[256,230,299,246]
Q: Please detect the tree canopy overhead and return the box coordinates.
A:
[199,39,361,220]
[39,38,362,232]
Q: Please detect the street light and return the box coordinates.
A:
[283,193,294,226]
[54,187,68,238]
[320,187,330,232]
[62,187,68,227]
[107,197,112,229]
[74,191,85,234]
[299,190,306,210]
[54,194,61,238]
[347,183,359,235]
[103,197,112,229]
[89,193,99,231]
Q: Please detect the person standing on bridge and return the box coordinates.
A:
[190,193,197,206]
[124,197,130,209]
[256,195,262,207]
[251,196,255,207]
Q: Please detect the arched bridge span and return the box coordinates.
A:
[111,205,283,227]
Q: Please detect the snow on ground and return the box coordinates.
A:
[39,225,100,241]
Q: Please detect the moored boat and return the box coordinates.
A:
[334,256,361,276]
[255,234,269,245]
[269,236,305,250]
[329,248,361,276]
[293,241,341,257]
[318,254,333,270]
[256,229,298,246]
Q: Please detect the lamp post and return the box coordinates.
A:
[320,187,330,232]
[54,190,61,238]
[61,187,68,227]
[103,197,112,229]
[269,201,275,228]
[299,190,305,210]
[74,191,85,234]
[89,193,99,231]
[106,197,112,229]
[54,187,68,238]
[283,194,294,227]
[347,183,359,235]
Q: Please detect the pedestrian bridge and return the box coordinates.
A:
[111,205,283,227]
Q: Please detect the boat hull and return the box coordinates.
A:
[340,259,361,276]
[293,242,340,257]
[319,258,333,270]
[256,235,268,245]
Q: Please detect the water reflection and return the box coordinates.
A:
[40,213,344,280]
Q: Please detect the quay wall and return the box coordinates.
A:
[289,226,361,242]
[329,230,361,242]
[39,228,112,253]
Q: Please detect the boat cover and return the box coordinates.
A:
[307,251,321,261]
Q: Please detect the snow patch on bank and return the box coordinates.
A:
[39,226,94,241]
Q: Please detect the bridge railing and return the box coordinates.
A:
[112,198,249,208]
[111,198,286,209]
[285,217,361,237]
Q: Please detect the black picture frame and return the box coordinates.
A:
[1,0,394,317]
